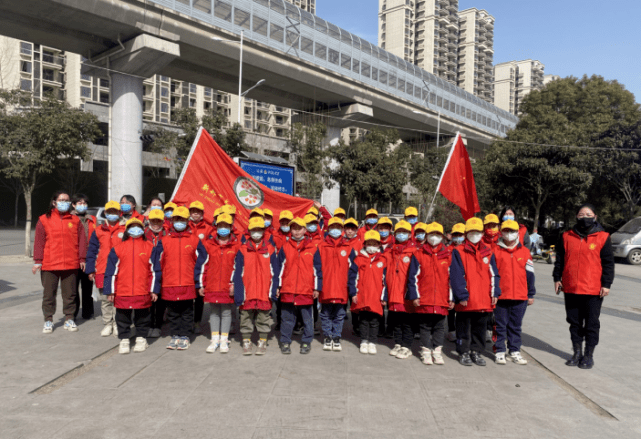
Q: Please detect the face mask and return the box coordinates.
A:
[365,246,379,255]
[502,215,514,221]
[395,232,409,243]
[127,226,144,238]
[56,201,71,213]
[151,206,163,211]
[280,226,290,233]
[264,220,272,228]
[164,211,173,219]
[250,231,264,241]
[106,213,120,223]
[577,217,595,229]
[217,228,231,237]
[428,235,443,246]
[407,217,418,225]
[328,229,342,239]
[75,205,87,214]
[415,233,426,241]
[379,230,390,239]
[173,221,187,232]
[120,204,132,213]
[452,236,465,245]
[306,224,318,233]
[502,231,519,242]
[365,218,377,225]
[467,232,483,244]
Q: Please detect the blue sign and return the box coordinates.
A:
[239,160,295,196]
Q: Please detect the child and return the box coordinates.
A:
[493,220,535,365]
[482,214,500,251]
[446,223,466,342]
[273,210,293,250]
[155,206,208,351]
[263,208,275,241]
[413,222,428,246]
[85,200,125,337]
[358,209,379,240]
[232,217,280,355]
[189,200,213,240]
[144,208,167,338]
[200,213,241,353]
[407,222,453,365]
[163,202,177,231]
[343,218,362,253]
[304,213,323,245]
[277,217,320,355]
[315,217,356,352]
[384,220,417,359]
[450,217,501,366]
[348,230,388,355]
[404,206,419,230]
[333,208,346,221]
[104,218,161,354]
[376,217,395,251]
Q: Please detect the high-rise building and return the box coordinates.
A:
[543,74,560,86]
[493,59,544,115]
[457,8,494,102]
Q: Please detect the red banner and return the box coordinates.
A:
[437,133,480,220]
[171,128,314,230]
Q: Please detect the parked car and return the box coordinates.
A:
[611,217,641,265]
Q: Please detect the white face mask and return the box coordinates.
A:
[467,231,483,244]
[365,246,379,255]
[427,235,443,246]
[250,231,264,241]
[502,231,519,243]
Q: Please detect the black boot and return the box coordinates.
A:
[565,343,582,366]
[578,346,594,369]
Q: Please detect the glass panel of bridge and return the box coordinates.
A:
[270,0,285,15]
[193,0,211,13]
[214,0,232,21]
[234,8,251,29]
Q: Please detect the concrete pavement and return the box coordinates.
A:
[1,257,641,438]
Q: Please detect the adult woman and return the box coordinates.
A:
[72,193,96,320]
[499,206,530,248]
[33,190,87,333]
[120,194,144,222]
[553,204,615,369]
[143,197,164,221]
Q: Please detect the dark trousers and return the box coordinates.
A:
[564,293,603,348]
[151,298,167,329]
[166,299,194,337]
[456,312,489,354]
[74,269,94,319]
[447,309,456,333]
[194,295,204,324]
[494,300,528,353]
[388,311,413,348]
[275,300,282,328]
[358,311,380,343]
[115,308,151,340]
[294,299,319,328]
[41,270,78,322]
[349,298,359,332]
[320,303,347,339]
[417,313,446,349]
[280,303,314,344]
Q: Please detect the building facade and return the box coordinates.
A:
[457,8,494,103]
[493,59,544,115]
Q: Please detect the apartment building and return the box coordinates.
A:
[457,8,494,102]
[543,74,560,86]
[493,59,544,115]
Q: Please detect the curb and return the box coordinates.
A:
[0,255,33,264]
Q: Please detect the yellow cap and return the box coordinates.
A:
[164,202,177,211]
[213,207,222,217]
[304,214,319,224]
[364,230,381,242]
[189,201,205,211]
[248,217,265,230]
[404,206,418,217]
[307,206,319,216]
[172,206,190,219]
[222,204,237,214]
[415,222,428,233]
[451,223,465,234]
[377,217,393,227]
[125,218,144,228]
[344,218,359,228]
[250,207,264,217]
[394,220,412,232]
[484,214,500,225]
[263,208,273,218]
[289,217,306,228]
[279,210,294,221]
[148,209,164,221]
[105,200,121,211]
[365,208,378,217]
[501,219,519,231]
[216,213,233,225]
[334,207,346,216]
[328,217,344,227]
[426,222,444,235]
[465,217,484,232]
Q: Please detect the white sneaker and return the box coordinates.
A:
[395,347,412,359]
[486,330,493,342]
[149,328,161,338]
[359,341,369,354]
[219,336,230,354]
[432,346,444,365]
[112,322,118,337]
[368,343,377,355]
[446,331,456,342]
[420,347,433,365]
[43,321,54,334]
[332,338,342,352]
[206,335,220,353]
[119,339,130,354]
[508,351,528,365]
[63,320,78,332]
[100,324,113,337]
[495,352,507,365]
[133,337,148,353]
[390,344,402,356]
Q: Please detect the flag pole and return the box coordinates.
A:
[425,132,460,222]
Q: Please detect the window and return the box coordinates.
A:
[270,23,284,43]
[190,98,196,108]
[100,79,109,88]
[81,86,91,98]
[270,0,285,15]
[371,67,378,81]
[315,43,327,60]
[20,79,31,91]
[253,16,268,36]
[389,74,396,88]
[437,96,443,107]
[190,83,197,94]
[161,87,169,97]
[100,92,109,104]
[20,61,32,73]
[341,54,351,70]
[253,0,269,7]
[234,8,251,29]
[398,79,405,92]
[361,62,370,78]
[352,59,360,74]
[161,103,169,113]
[379,70,387,85]
[328,49,339,65]
[20,42,32,55]
[204,87,212,97]
[301,37,313,55]
[214,0,232,22]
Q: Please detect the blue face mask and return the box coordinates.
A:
[406,217,418,225]
[264,220,272,228]
[306,224,318,233]
[120,203,132,213]
[280,226,290,233]
[127,226,144,238]
[56,201,71,213]
[379,230,390,238]
[415,233,426,241]
[173,221,187,232]
[365,218,377,225]
[217,228,231,237]
[106,213,120,223]
[75,205,87,214]
[151,206,163,211]
[328,229,342,239]
[395,232,409,243]
[164,211,173,219]
[453,236,465,245]
[502,215,515,221]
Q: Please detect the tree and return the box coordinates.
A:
[287,122,328,199]
[0,90,101,256]
[0,169,24,227]
[409,146,449,220]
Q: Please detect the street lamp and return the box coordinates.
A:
[413,110,440,148]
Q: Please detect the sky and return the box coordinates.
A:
[317,0,641,103]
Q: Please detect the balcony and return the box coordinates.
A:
[42,52,65,69]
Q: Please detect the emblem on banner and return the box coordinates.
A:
[233,177,264,209]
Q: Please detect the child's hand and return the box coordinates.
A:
[491,297,498,306]
[107,295,114,303]
[459,300,468,307]
[352,295,358,304]
[527,298,534,306]
[151,293,158,302]
[313,290,320,299]
[229,283,234,294]
[381,301,387,306]
[276,288,280,298]
[198,288,205,297]
[448,301,455,310]
[412,299,420,307]
[88,273,95,281]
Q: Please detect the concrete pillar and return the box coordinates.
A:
[321,126,341,214]
[110,73,143,203]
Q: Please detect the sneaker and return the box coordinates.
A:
[396,347,412,360]
[486,330,493,342]
[112,322,118,337]
[446,331,456,342]
[459,352,473,366]
[332,337,342,352]
[206,335,220,353]
[470,351,486,366]
[359,341,369,354]
[100,324,113,337]
[280,343,291,355]
[432,346,445,365]
[323,337,333,351]
[43,321,54,334]
[508,351,528,365]
[420,347,433,365]
[219,336,230,354]
[495,352,507,365]
[368,343,377,355]
[242,339,253,356]
[389,344,402,356]
[166,336,179,350]
[256,339,267,355]
[119,339,130,354]
[300,343,311,354]
[149,328,161,338]
[177,336,190,350]
[133,337,148,353]
[63,320,78,332]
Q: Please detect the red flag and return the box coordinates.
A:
[436,134,480,220]
[171,128,313,230]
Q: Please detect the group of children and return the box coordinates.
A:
[84,200,536,366]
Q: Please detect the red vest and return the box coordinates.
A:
[561,230,609,295]
[278,238,319,296]
[236,240,278,303]
[454,243,496,312]
[39,210,81,271]
[351,252,387,316]
[410,244,451,308]
[110,239,155,299]
[202,235,241,303]
[160,230,202,289]
[495,244,531,301]
[93,224,125,275]
[384,242,418,307]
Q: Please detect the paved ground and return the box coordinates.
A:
[1,242,641,438]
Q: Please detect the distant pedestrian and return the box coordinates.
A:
[71,193,96,320]
[499,206,530,247]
